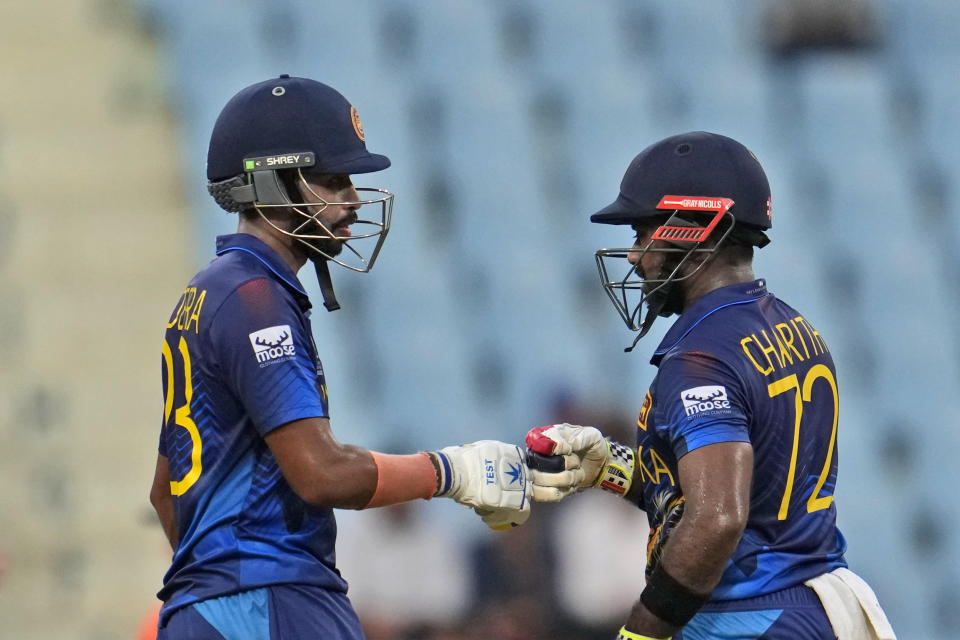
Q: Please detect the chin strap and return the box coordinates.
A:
[313,259,341,312]
[624,303,659,353]
[624,259,690,353]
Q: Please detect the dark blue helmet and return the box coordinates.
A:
[206,75,395,312]
[207,75,390,181]
[591,132,772,350]
[591,131,771,231]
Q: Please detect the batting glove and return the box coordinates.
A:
[431,440,531,530]
[525,424,635,502]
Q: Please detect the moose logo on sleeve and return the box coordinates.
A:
[249,325,296,367]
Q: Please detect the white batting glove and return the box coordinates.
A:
[525,424,635,502]
[431,440,531,530]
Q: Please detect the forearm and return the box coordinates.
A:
[266,420,381,508]
[298,441,380,509]
[656,512,740,592]
[625,513,743,636]
[362,451,437,508]
[280,440,435,509]
[265,420,528,529]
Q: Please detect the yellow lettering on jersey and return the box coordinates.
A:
[161,340,174,423]
[634,447,658,484]
[637,391,652,431]
[773,328,795,366]
[168,287,207,334]
[169,336,202,496]
[794,316,818,355]
[789,318,811,358]
[775,322,807,364]
[166,291,187,329]
[175,287,196,331]
[186,290,206,334]
[741,335,774,375]
[757,329,785,369]
[813,323,827,355]
[648,449,676,486]
[803,364,837,514]
[794,316,828,356]
[741,319,830,379]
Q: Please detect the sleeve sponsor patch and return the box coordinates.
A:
[680,385,730,416]
[249,324,296,366]
[638,390,652,431]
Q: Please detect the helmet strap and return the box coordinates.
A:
[625,303,659,353]
[248,169,341,312]
[313,259,341,312]
[623,252,688,353]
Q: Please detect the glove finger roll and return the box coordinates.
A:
[530,483,576,503]
[530,467,585,488]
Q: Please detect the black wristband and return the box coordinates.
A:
[639,565,710,628]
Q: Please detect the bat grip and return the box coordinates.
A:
[525,450,566,473]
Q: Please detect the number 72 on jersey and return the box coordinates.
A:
[767,364,838,521]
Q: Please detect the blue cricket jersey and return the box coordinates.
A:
[633,279,847,601]
[156,234,344,625]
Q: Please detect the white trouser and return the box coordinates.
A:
[804,567,897,640]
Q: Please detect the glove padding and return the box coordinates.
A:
[432,440,531,530]
[525,424,635,502]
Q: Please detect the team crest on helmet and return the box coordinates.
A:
[350,106,365,142]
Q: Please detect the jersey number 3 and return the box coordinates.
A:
[767,364,838,520]
[161,336,203,496]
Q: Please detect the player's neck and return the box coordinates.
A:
[237,217,308,273]
[682,262,755,310]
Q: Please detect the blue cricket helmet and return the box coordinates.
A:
[207,75,390,181]
[591,132,772,350]
[592,131,771,231]
[205,75,396,313]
